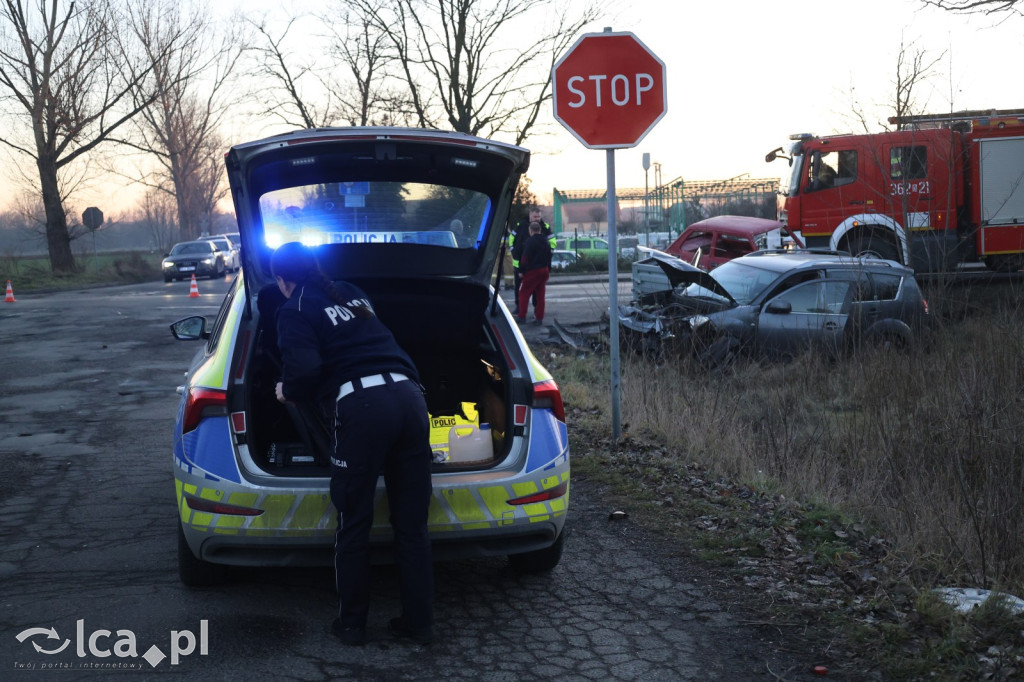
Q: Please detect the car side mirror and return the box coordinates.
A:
[170,316,210,340]
[766,300,792,315]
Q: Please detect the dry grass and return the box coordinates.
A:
[558,277,1024,596]
[0,250,162,291]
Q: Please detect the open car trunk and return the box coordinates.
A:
[239,278,519,477]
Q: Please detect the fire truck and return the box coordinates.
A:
[765,108,1024,272]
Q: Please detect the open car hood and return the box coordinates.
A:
[225,128,530,289]
[640,249,737,304]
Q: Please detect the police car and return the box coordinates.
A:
[169,128,569,585]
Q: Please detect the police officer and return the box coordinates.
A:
[509,208,555,315]
[271,241,434,646]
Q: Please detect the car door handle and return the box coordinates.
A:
[849,200,865,205]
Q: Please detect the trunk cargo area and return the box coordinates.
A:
[240,278,514,476]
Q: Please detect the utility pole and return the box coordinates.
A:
[642,153,651,249]
[653,162,663,237]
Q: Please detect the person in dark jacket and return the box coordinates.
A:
[272,242,434,646]
[509,208,553,314]
[516,222,552,325]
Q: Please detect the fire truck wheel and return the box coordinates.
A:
[847,235,899,262]
[984,254,1024,273]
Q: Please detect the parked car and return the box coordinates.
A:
[169,127,569,585]
[200,235,240,272]
[617,236,638,260]
[161,240,228,282]
[551,249,578,269]
[222,233,242,260]
[664,215,804,271]
[620,249,931,365]
[556,236,609,260]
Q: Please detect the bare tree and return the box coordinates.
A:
[924,0,1021,14]
[246,16,345,129]
[345,0,600,145]
[137,188,177,253]
[891,35,946,130]
[121,1,243,240]
[246,10,412,130]
[511,174,538,221]
[322,6,411,126]
[0,0,184,273]
[842,33,946,133]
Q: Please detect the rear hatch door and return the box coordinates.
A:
[224,127,530,289]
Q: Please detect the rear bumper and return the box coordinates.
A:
[189,520,562,567]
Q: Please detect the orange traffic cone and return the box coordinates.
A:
[188,274,200,298]
[4,280,15,303]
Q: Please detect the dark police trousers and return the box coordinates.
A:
[330,376,434,630]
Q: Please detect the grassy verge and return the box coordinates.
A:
[548,277,1024,679]
[0,250,163,292]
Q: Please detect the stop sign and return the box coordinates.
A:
[82,206,104,231]
[552,32,667,149]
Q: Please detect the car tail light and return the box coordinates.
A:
[507,480,569,505]
[513,404,528,426]
[184,494,263,516]
[922,297,930,315]
[183,387,228,433]
[230,411,246,434]
[532,379,565,422]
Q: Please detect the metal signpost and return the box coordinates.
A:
[83,207,104,255]
[552,28,667,439]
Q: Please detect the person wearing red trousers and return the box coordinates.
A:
[516,221,552,325]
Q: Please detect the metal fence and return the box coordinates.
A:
[552,176,780,239]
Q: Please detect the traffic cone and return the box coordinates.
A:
[188,274,200,298]
[4,280,15,303]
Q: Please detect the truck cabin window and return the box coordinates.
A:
[890,146,927,180]
[806,150,858,192]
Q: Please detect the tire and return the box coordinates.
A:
[847,234,899,261]
[693,332,736,370]
[178,522,227,587]
[509,532,565,573]
[875,334,907,352]
[862,319,913,353]
[984,254,1024,273]
[164,276,172,283]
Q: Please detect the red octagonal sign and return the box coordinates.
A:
[552,32,667,149]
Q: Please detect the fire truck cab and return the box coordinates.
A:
[768,109,1024,273]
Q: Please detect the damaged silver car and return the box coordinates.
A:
[620,248,932,365]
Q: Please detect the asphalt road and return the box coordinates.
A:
[0,275,823,680]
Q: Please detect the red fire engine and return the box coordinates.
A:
[766,108,1024,272]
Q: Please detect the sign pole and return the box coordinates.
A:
[606,148,621,439]
[551,27,666,441]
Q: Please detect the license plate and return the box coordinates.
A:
[180,266,196,272]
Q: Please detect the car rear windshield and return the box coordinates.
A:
[259,181,492,251]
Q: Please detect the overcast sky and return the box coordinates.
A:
[2,0,1020,215]
[528,0,1024,201]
